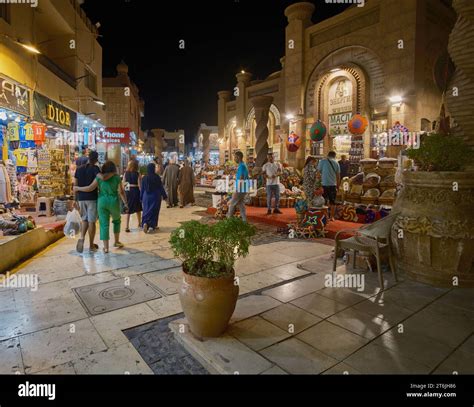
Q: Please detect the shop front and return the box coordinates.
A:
[0,73,36,209]
[33,92,78,204]
[95,127,134,173]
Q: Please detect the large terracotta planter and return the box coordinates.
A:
[391,171,474,287]
[178,269,239,337]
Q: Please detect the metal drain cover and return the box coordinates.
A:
[73,276,161,316]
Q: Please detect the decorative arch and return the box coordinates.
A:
[245,103,281,130]
[226,116,237,139]
[244,104,281,149]
[305,46,387,119]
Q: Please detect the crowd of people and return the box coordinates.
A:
[73,152,195,254]
[72,148,343,253]
[227,150,342,223]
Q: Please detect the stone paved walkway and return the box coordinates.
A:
[170,257,474,375]
[1,194,473,375]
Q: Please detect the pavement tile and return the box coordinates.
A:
[260,303,322,334]
[260,338,338,374]
[227,316,291,351]
[296,321,369,361]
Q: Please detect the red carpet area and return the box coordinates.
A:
[206,206,362,240]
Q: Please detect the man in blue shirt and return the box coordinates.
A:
[317,151,340,221]
[227,151,248,222]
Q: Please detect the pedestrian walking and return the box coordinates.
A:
[227,151,249,222]
[262,152,282,215]
[74,161,128,253]
[338,154,350,179]
[162,158,179,207]
[317,151,341,221]
[178,160,195,208]
[74,150,100,253]
[141,163,167,233]
[123,160,142,232]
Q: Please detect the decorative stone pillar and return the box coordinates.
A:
[446,0,474,169]
[201,128,211,164]
[218,90,232,165]
[251,96,273,168]
[284,2,314,170]
[235,72,252,159]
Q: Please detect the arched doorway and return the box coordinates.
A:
[305,46,388,172]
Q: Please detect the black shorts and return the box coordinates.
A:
[323,186,337,205]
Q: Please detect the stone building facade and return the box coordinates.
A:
[102,61,144,167]
[102,61,144,136]
[0,0,105,122]
[217,0,456,169]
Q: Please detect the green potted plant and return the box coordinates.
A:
[392,133,474,287]
[169,217,256,337]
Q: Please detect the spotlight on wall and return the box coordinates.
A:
[286,113,295,121]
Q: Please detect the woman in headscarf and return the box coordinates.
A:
[140,163,167,233]
[178,159,195,208]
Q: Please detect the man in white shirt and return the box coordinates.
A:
[262,152,282,215]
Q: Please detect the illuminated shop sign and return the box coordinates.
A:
[97,128,131,144]
[33,92,77,131]
[0,74,31,117]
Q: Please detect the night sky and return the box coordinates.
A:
[82,0,352,143]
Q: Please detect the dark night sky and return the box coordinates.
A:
[82,0,352,142]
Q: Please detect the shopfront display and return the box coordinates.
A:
[96,127,133,173]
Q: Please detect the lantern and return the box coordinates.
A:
[348,114,368,135]
[309,120,327,142]
[286,131,301,152]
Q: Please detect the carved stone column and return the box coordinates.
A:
[446,0,474,164]
[251,96,273,168]
[201,129,211,164]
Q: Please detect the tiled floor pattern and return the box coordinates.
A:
[170,262,474,375]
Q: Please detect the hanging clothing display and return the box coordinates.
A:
[0,163,12,203]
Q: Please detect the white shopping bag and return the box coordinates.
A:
[63,209,82,239]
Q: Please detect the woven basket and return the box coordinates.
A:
[345,195,361,204]
[280,197,288,208]
[360,196,378,205]
[288,197,295,208]
[375,167,397,177]
[378,197,395,206]
[258,197,267,207]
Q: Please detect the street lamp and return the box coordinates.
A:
[0,34,41,54]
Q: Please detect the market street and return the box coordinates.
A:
[1,197,473,375]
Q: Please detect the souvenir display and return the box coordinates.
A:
[348,114,368,135]
[286,131,301,152]
[309,120,327,142]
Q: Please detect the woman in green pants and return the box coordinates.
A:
[74,161,128,253]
